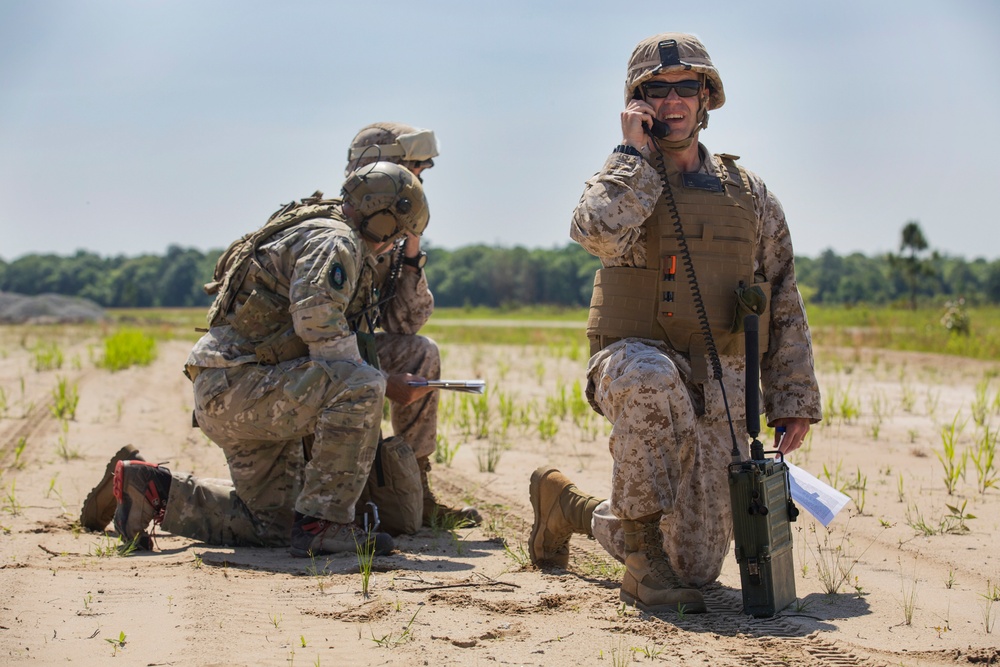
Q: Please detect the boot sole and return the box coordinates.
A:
[620,589,708,614]
[79,445,144,531]
[528,467,569,568]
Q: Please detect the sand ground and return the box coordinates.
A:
[1,325,999,666]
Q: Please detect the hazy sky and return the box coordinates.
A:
[2,0,998,262]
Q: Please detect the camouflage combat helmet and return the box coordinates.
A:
[624,33,724,109]
[341,161,429,244]
[345,122,439,176]
[625,33,724,149]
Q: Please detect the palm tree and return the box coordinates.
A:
[891,220,934,310]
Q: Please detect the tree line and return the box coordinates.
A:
[2,236,1000,309]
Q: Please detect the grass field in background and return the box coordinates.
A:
[103,303,1000,360]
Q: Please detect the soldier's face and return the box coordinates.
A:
[644,71,707,140]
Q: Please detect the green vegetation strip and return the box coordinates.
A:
[100,305,1000,359]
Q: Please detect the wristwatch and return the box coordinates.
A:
[401,251,427,269]
[613,144,642,158]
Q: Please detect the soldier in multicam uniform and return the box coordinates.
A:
[345,122,481,528]
[529,33,822,613]
[109,161,429,557]
[79,124,479,537]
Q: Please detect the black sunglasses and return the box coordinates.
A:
[641,80,703,99]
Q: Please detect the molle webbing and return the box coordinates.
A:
[588,155,763,362]
[206,195,346,329]
[651,156,756,357]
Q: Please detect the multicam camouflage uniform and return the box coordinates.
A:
[572,145,822,587]
[166,210,385,546]
[372,251,439,460]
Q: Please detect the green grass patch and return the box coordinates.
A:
[97,328,158,371]
[807,304,1000,360]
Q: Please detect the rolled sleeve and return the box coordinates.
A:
[570,152,662,266]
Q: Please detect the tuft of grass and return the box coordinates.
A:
[97,328,158,371]
[50,376,80,420]
[477,434,506,473]
[433,434,460,468]
[937,413,968,495]
[32,341,64,372]
[355,529,377,599]
[808,518,886,595]
[501,539,531,569]
[370,607,420,648]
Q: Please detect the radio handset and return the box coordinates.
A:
[633,88,669,139]
[644,118,669,139]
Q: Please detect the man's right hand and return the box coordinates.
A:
[621,99,655,152]
[384,373,434,407]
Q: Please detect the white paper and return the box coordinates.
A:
[785,461,851,527]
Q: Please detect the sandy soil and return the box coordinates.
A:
[1,325,999,666]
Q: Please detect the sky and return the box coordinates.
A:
[1,0,999,262]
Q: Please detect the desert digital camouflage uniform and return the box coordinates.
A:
[371,250,439,460]
[164,211,385,546]
[573,145,823,587]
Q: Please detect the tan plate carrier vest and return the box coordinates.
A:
[203,193,376,366]
[587,155,770,379]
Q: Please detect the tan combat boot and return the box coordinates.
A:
[620,515,707,614]
[418,456,482,527]
[529,466,600,568]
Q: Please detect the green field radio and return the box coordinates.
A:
[727,314,799,617]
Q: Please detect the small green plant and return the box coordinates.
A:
[433,434,460,467]
[50,376,80,420]
[945,570,956,589]
[12,436,27,469]
[632,643,665,659]
[609,637,630,667]
[371,607,420,648]
[905,500,975,535]
[578,553,626,580]
[105,630,127,657]
[97,329,158,371]
[899,558,918,626]
[937,413,968,495]
[91,533,140,557]
[355,529,377,599]
[501,539,531,569]
[971,426,998,495]
[847,466,868,514]
[33,341,64,372]
[896,472,905,503]
[55,419,79,461]
[270,612,282,629]
[0,386,7,419]
[808,518,885,595]
[537,414,559,441]
[972,379,991,427]
[942,500,975,533]
[477,434,505,473]
[3,480,22,516]
[820,460,847,492]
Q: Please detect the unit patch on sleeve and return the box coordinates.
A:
[329,263,346,289]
